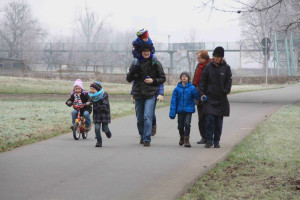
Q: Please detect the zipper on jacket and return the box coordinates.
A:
[182,86,185,112]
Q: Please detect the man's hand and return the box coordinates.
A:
[144,78,153,84]
[157,95,163,102]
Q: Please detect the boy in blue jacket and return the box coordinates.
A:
[169,72,200,147]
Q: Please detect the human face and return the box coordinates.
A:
[142,38,149,42]
[74,85,82,94]
[90,87,97,94]
[142,49,151,59]
[213,56,222,65]
[181,74,189,84]
[197,54,206,65]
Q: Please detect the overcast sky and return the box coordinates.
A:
[1,0,242,43]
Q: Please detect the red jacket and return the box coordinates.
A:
[192,59,210,90]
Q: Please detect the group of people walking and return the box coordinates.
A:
[66,28,232,148]
[127,29,232,148]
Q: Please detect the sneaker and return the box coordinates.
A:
[214,143,220,148]
[197,138,206,144]
[105,131,112,138]
[204,143,213,148]
[85,125,91,131]
[143,142,150,147]
[151,125,157,136]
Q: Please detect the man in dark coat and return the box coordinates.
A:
[199,46,232,148]
[126,44,166,147]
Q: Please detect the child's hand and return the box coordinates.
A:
[85,102,91,106]
[157,95,163,102]
[131,96,135,104]
[66,101,72,106]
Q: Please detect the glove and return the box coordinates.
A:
[157,95,163,102]
[66,101,72,106]
[131,96,135,104]
[85,102,91,106]
[201,95,207,102]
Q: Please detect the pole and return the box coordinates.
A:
[264,37,268,85]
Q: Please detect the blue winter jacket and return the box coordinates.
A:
[169,82,200,119]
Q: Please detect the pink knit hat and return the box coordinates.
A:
[73,79,83,90]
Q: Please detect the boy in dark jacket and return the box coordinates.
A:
[89,81,112,147]
[169,72,200,147]
[66,79,92,131]
[132,28,156,67]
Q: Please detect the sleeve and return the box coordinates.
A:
[152,61,166,85]
[158,84,164,95]
[65,94,74,106]
[223,65,232,94]
[192,86,200,101]
[132,40,142,59]
[169,88,178,119]
[126,62,136,83]
[199,67,208,97]
[130,81,134,95]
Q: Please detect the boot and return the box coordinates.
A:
[95,139,102,147]
[179,130,184,146]
[184,137,191,147]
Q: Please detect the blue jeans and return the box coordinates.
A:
[177,113,192,137]
[152,98,157,127]
[71,109,91,126]
[95,123,110,140]
[135,95,156,143]
[205,114,223,145]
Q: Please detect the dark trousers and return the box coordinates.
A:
[197,104,206,140]
[205,114,223,145]
[95,123,110,141]
[177,113,192,137]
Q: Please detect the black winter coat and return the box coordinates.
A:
[126,59,166,99]
[199,61,232,116]
[66,91,92,114]
[92,92,111,124]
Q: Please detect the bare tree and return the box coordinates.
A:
[0,1,45,59]
[197,0,300,32]
[75,5,110,71]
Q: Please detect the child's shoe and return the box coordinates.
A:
[179,137,184,146]
[204,143,213,148]
[214,143,220,148]
[105,131,112,138]
[184,137,191,148]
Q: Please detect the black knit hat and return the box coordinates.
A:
[140,44,151,51]
[90,81,102,91]
[180,71,191,82]
[213,46,224,57]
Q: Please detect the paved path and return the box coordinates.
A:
[1,84,300,200]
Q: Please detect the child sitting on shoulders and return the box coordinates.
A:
[66,79,92,131]
[89,81,112,147]
[132,28,157,67]
[169,72,200,147]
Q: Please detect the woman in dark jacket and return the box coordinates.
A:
[199,46,232,148]
[126,44,166,147]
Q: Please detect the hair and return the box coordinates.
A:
[196,50,210,60]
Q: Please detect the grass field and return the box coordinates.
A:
[178,104,300,200]
[0,76,283,96]
[0,76,285,152]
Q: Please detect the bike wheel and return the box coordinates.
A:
[82,131,88,139]
[73,123,80,140]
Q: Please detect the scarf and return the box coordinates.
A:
[74,93,83,106]
[89,89,104,102]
